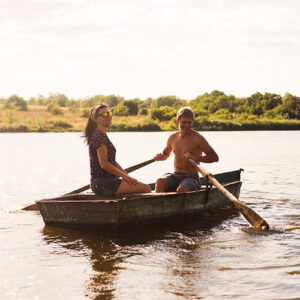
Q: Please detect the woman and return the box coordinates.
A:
[82,103,151,196]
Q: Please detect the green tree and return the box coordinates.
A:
[194,108,209,117]
[216,95,236,112]
[245,92,264,116]
[281,93,300,119]
[112,104,129,116]
[36,95,47,105]
[56,94,69,107]
[152,96,184,109]
[143,98,153,108]
[4,95,27,111]
[139,108,148,115]
[105,95,123,108]
[232,97,246,113]
[80,97,99,108]
[123,100,138,115]
[214,109,233,120]
[48,93,69,107]
[191,90,227,111]
[150,106,177,121]
[28,97,38,105]
[261,93,282,111]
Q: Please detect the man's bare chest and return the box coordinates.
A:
[172,138,198,155]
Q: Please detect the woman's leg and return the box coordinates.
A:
[116,180,151,194]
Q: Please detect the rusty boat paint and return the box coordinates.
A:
[37,169,243,230]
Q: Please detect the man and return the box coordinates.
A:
[154,106,219,193]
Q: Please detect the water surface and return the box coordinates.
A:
[0,131,299,299]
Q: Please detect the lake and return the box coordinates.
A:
[0,131,299,299]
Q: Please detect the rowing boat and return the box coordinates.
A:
[37,169,243,230]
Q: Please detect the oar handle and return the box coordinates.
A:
[64,184,90,195]
[125,159,155,173]
[190,160,212,178]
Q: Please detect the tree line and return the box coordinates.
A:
[1,90,299,121]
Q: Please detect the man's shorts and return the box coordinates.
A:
[91,176,122,197]
[162,172,201,192]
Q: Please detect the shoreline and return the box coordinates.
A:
[1,120,300,133]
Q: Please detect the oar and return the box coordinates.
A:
[188,158,269,230]
[22,158,155,211]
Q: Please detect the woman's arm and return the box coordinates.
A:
[97,145,138,185]
[115,162,127,174]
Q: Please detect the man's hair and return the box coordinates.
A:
[176,106,195,120]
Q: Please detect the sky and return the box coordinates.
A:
[1,0,300,100]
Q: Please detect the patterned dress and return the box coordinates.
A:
[89,130,116,179]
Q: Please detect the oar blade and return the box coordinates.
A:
[239,204,269,230]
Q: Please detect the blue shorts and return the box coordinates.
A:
[163,172,201,192]
[91,177,122,197]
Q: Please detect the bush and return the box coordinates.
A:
[247,114,258,121]
[214,109,233,120]
[110,118,161,131]
[51,106,64,115]
[123,100,138,115]
[139,108,148,115]
[0,124,29,132]
[48,93,69,107]
[48,119,72,129]
[150,106,176,121]
[112,104,129,116]
[194,108,209,117]
[81,108,90,118]
[4,95,27,111]
[152,96,184,109]
[3,109,18,125]
[69,105,78,113]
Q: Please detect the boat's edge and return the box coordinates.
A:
[37,169,243,230]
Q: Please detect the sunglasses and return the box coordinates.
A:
[98,111,112,118]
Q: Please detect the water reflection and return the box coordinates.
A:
[41,212,235,299]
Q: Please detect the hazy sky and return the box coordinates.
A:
[1,0,300,100]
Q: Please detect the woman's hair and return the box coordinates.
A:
[82,102,108,145]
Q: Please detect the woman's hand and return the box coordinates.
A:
[122,174,139,185]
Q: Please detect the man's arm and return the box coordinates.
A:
[154,135,173,161]
[184,135,219,163]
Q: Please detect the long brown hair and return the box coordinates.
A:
[82,102,108,145]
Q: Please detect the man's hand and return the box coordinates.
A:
[154,153,166,161]
[184,152,198,162]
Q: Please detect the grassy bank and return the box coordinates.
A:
[0,105,300,133]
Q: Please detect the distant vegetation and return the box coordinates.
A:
[0,91,299,132]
